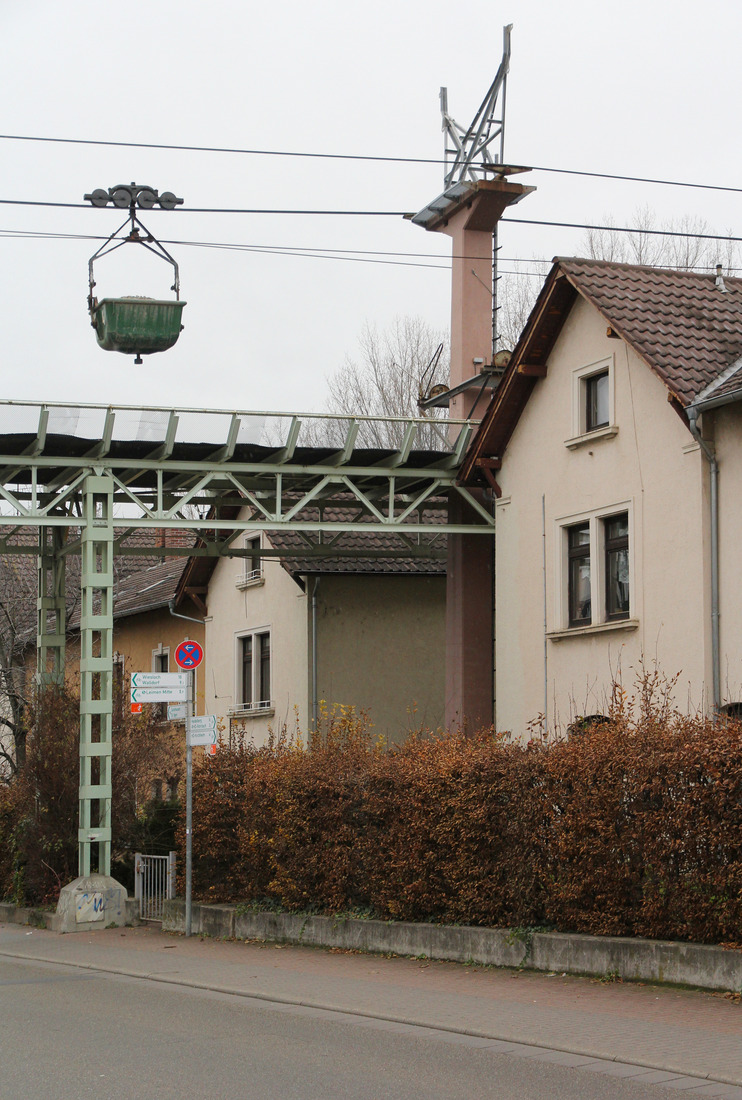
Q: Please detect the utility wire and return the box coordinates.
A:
[1,227,739,276]
[1,196,741,248]
[1,132,742,197]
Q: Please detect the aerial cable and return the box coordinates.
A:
[1,132,742,197]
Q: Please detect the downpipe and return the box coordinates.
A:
[687,410,720,712]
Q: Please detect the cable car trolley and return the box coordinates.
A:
[85,182,186,364]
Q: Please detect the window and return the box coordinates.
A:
[237,629,271,712]
[567,358,617,446]
[605,515,630,621]
[568,523,591,627]
[152,646,169,721]
[236,535,264,588]
[559,510,631,631]
[585,371,609,432]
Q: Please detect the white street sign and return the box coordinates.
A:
[131,672,189,688]
[131,686,188,703]
[167,703,188,720]
[188,715,218,747]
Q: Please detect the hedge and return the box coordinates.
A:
[183,691,742,945]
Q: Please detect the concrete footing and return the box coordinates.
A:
[54,874,130,933]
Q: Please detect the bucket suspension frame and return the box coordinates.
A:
[87,202,181,315]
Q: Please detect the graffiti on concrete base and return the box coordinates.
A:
[76,892,106,923]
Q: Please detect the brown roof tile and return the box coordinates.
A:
[557,258,742,405]
[268,507,446,577]
[460,258,742,484]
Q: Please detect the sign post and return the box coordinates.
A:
[174,640,204,939]
[185,674,193,938]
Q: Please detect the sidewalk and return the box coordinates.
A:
[1,920,740,1090]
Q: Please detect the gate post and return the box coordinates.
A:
[78,473,115,878]
[167,851,177,900]
[36,526,66,689]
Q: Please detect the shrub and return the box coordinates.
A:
[182,688,742,945]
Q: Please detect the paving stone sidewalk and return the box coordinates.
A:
[1,921,740,1092]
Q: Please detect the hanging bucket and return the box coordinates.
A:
[91,297,186,359]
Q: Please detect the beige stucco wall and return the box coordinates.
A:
[705,402,742,705]
[495,296,708,737]
[313,573,446,742]
[64,607,206,711]
[204,531,308,747]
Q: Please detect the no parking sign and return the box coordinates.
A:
[175,639,204,670]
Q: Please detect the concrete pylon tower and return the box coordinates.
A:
[411,29,534,729]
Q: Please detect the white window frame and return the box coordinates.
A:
[151,644,170,672]
[551,502,637,637]
[565,355,618,449]
[230,626,273,716]
[235,534,264,589]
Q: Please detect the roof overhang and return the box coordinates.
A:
[458,263,578,484]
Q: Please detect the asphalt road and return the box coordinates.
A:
[1,953,690,1100]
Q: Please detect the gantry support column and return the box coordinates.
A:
[78,474,115,877]
[414,178,534,729]
[36,527,66,689]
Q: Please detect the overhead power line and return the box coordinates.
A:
[1,196,741,248]
[2,227,739,278]
[2,131,742,197]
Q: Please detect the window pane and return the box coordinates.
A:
[607,547,630,617]
[569,557,592,624]
[605,513,629,619]
[242,636,253,705]
[568,523,591,626]
[586,372,609,431]
[607,515,628,541]
[259,633,270,705]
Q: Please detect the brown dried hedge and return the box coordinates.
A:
[184,693,742,944]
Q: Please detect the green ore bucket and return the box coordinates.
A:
[91,297,186,364]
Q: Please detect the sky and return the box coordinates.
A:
[2,0,742,417]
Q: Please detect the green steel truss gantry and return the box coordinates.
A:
[0,400,494,876]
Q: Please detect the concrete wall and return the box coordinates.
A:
[314,573,446,741]
[204,527,309,747]
[495,297,707,737]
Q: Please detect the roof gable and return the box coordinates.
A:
[461,258,742,483]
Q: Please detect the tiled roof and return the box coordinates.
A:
[557,259,742,405]
[460,258,742,484]
[109,556,189,620]
[2,527,196,645]
[268,507,446,577]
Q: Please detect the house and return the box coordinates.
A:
[0,529,204,777]
[460,258,742,736]
[182,507,447,746]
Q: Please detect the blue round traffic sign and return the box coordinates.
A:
[175,640,204,669]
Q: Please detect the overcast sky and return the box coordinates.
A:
[2,0,741,417]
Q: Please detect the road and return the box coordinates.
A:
[1,922,740,1100]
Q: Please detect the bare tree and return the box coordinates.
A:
[315,316,451,449]
[0,555,36,777]
[581,207,739,273]
[497,260,548,350]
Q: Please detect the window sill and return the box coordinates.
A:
[547,618,639,642]
[228,703,274,718]
[235,573,265,590]
[564,424,619,450]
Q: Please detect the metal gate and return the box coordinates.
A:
[134,852,176,921]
